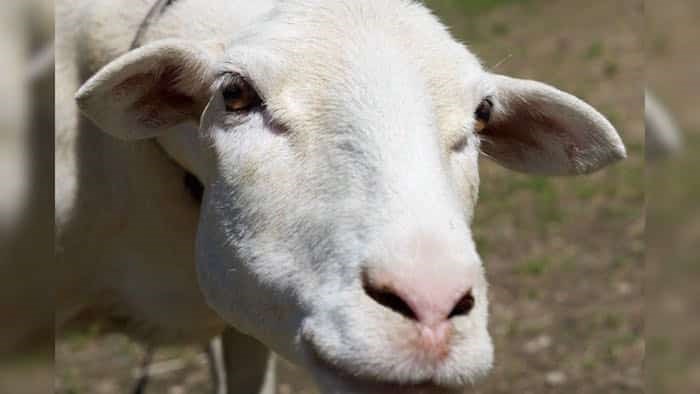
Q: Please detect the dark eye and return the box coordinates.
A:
[222,74,262,113]
[474,97,493,132]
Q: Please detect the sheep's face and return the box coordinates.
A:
[196,4,493,389]
[76,1,625,391]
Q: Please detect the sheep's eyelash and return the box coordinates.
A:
[465,130,483,152]
[475,132,495,158]
[472,132,483,148]
[215,70,265,99]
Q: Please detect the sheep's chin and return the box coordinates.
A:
[304,345,462,394]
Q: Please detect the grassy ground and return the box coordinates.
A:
[55,1,645,393]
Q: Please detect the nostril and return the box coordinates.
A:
[362,273,417,320]
[448,290,475,319]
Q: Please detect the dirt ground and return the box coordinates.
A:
[55,1,646,393]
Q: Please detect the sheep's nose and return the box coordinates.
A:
[362,266,475,327]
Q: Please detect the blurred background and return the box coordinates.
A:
[1,0,694,393]
[646,0,700,393]
[0,1,54,394]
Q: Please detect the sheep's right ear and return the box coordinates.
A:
[76,39,217,140]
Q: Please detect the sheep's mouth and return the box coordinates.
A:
[314,361,457,394]
[303,338,460,394]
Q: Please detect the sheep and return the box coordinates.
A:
[57,1,626,392]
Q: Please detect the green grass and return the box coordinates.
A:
[584,41,604,60]
[427,0,529,15]
[491,21,511,36]
[603,60,619,78]
[517,257,551,276]
[425,0,533,41]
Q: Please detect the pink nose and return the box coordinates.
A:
[362,265,475,328]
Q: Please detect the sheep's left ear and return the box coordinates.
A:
[478,74,626,175]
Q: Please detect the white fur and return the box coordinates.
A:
[58,0,626,392]
[645,89,682,159]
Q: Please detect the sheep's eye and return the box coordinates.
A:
[474,97,493,132]
[222,75,262,112]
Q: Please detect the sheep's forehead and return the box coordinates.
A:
[227,0,484,134]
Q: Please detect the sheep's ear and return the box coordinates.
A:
[478,74,626,175]
[76,39,217,140]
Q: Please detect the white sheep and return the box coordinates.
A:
[57,1,626,393]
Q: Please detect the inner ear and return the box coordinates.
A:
[480,99,573,162]
[76,39,217,140]
[477,74,626,175]
[125,65,203,128]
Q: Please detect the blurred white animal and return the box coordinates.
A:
[0,0,53,359]
[646,89,683,159]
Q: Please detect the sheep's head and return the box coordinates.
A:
[76,0,625,391]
